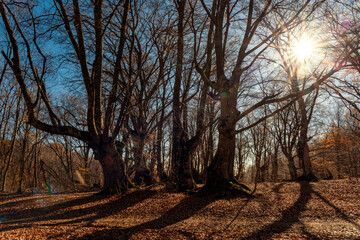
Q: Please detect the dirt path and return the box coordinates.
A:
[0,179,359,239]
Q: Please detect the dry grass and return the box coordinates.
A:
[0,179,360,239]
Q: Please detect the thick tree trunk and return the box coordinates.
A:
[169,0,196,192]
[287,156,298,180]
[202,104,214,183]
[93,143,133,195]
[297,132,315,180]
[291,73,316,181]
[297,97,317,181]
[133,135,152,186]
[170,130,196,191]
[204,128,237,194]
[204,88,238,193]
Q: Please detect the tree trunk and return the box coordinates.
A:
[17,125,30,193]
[204,92,237,192]
[297,97,316,181]
[169,0,196,192]
[291,73,316,181]
[170,130,196,191]
[83,146,90,185]
[133,135,152,186]
[93,142,133,194]
[156,126,166,181]
[285,154,297,180]
[1,95,21,192]
[272,145,279,182]
[202,104,214,183]
[33,144,38,188]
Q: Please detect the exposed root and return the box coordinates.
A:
[199,180,254,198]
[165,180,198,193]
[297,173,318,182]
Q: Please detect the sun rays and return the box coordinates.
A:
[292,35,316,62]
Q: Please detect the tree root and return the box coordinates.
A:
[297,173,318,182]
[198,180,254,198]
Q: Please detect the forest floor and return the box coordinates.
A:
[0,179,360,240]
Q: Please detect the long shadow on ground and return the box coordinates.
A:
[241,181,316,240]
[241,181,360,239]
[1,192,103,223]
[73,194,218,240]
[2,182,358,239]
[0,190,156,234]
[0,193,35,206]
[313,190,360,230]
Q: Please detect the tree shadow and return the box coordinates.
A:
[0,190,156,233]
[272,182,285,193]
[0,192,33,202]
[1,193,104,224]
[223,197,253,231]
[0,195,49,211]
[312,190,360,230]
[242,181,313,239]
[241,181,360,239]
[73,194,218,240]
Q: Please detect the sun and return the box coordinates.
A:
[292,35,315,62]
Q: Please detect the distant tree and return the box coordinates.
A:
[0,91,21,192]
[273,104,300,180]
[249,117,268,183]
[312,104,360,179]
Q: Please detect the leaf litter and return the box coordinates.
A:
[0,179,359,239]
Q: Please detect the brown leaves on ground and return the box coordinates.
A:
[0,179,360,239]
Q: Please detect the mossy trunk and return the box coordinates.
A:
[94,143,133,195]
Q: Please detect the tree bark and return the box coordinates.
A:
[296,95,317,181]
[1,95,21,192]
[287,155,298,180]
[169,0,196,191]
[17,124,31,193]
[271,144,279,182]
[93,142,133,194]
[204,89,238,192]
[133,134,152,186]
[156,124,166,181]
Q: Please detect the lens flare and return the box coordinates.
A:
[292,36,315,61]
[75,170,86,185]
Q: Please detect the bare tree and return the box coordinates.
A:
[195,0,343,194]
[0,0,134,194]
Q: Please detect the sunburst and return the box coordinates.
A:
[292,35,315,62]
